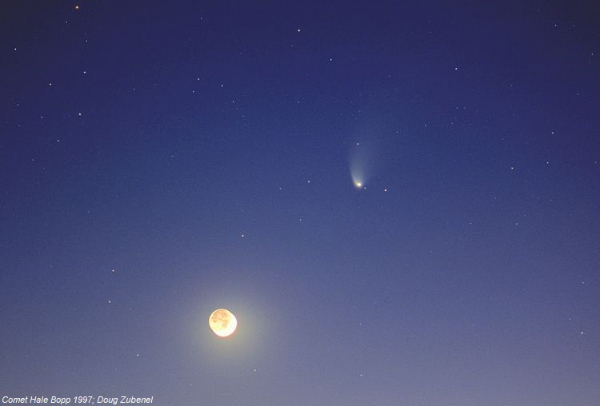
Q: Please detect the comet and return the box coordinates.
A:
[349,141,369,190]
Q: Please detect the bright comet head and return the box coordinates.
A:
[209,308,237,338]
[350,170,365,189]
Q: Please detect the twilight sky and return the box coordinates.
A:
[1,1,599,405]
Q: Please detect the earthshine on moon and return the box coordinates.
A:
[209,308,237,337]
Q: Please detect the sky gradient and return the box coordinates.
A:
[1,1,599,405]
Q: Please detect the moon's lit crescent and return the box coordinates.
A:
[209,308,237,337]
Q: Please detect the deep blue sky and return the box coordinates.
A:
[1,1,599,405]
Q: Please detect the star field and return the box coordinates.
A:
[1,1,599,405]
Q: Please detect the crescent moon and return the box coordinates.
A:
[209,308,238,338]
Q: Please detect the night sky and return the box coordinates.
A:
[1,1,600,405]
